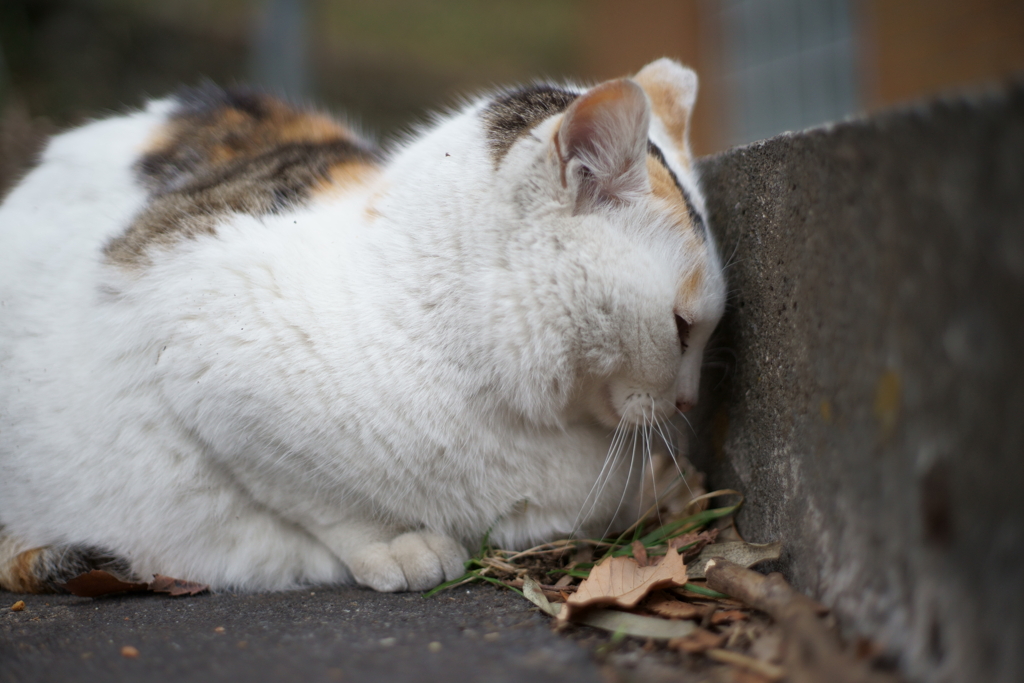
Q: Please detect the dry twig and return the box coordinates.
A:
[705,559,901,683]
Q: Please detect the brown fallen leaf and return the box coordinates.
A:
[559,545,688,621]
[669,628,726,653]
[711,609,750,625]
[60,570,148,598]
[645,591,708,620]
[631,540,648,567]
[670,529,719,561]
[58,570,208,598]
[149,575,209,596]
[552,574,574,589]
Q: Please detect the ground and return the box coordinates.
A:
[1,585,708,683]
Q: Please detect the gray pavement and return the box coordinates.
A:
[2,585,714,683]
[3,585,612,683]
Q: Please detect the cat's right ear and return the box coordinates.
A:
[555,79,650,212]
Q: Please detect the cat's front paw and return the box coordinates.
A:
[348,532,468,592]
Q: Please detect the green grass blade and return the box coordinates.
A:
[422,570,481,598]
[478,574,524,597]
[681,583,731,599]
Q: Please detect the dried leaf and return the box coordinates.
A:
[522,577,561,617]
[669,628,726,653]
[711,609,750,625]
[552,574,574,589]
[670,529,719,560]
[523,577,697,640]
[149,575,209,596]
[631,540,648,567]
[688,542,782,579]
[560,545,688,621]
[578,608,696,640]
[59,570,148,598]
[58,570,207,598]
[645,591,708,620]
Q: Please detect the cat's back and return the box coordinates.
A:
[0,101,171,295]
[0,86,381,344]
[1,86,380,281]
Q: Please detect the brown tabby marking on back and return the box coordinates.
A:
[634,72,693,164]
[646,141,706,242]
[482,85,579,164]
[0,527,137,593]
[105,85,382,268]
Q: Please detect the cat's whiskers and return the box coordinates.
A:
[722,239,743,272]
[643,406,664,528]
[569,413,629,539]
[657,418,696,500]
[600,420,641,542]
[675,407,697,437]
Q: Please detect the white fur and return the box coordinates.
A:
[0,65,725,592]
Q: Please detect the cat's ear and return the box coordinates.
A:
[633,58,698,156]
[556,78,650,211]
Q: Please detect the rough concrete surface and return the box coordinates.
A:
[1,585,620,683]
[692,80,1024,683]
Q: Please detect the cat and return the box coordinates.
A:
[0,58,725,594]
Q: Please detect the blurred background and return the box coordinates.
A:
[2,0,1023,190]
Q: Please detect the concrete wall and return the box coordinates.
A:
[691,81,1024,683]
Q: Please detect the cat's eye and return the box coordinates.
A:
[675,314,691,354]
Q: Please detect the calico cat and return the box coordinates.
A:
[0,59,725,593]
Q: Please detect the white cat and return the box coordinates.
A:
[0,58,725,593]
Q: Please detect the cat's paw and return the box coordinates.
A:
[348,532,468,592]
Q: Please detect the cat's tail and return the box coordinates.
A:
[0,525,136,593]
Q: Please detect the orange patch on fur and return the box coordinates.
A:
[647,155,692,229]
[316,161,380,197]
[679,264,705,302]
[0,548,44,593]
[277,113,354,145]
[634,75,692,165]
[111,87,381,267]
[143,98,358,168]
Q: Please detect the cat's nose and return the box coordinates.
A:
[675,399,695,413]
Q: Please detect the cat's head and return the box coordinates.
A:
[487,59,725,429]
